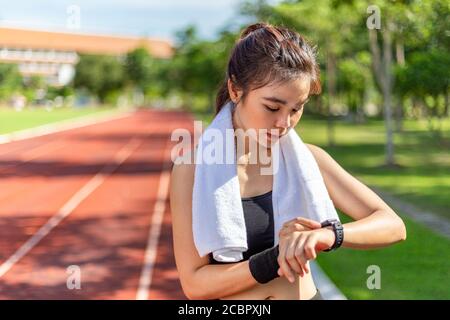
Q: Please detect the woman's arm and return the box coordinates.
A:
[276,145,408,280]
[188,261,258,299]
[170,158,259,300]
[340,209,407,249]
[306,143,407,248]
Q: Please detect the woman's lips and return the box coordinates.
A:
[266,132,280,141]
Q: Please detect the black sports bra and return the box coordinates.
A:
[208,190,274,264]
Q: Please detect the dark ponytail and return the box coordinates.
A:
[215,80,230,115]
[215,22,321,115]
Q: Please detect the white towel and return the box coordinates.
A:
[192,101,339,262]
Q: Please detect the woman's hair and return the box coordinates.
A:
[215,22,321,115]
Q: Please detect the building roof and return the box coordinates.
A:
[0,27,174,59]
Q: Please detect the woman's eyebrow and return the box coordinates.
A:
[262,96,310,106]
[263,96,287,105]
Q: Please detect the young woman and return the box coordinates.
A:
[170,22,407,300]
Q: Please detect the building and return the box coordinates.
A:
[0,27,174,86]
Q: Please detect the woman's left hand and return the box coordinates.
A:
[277,224,336,281]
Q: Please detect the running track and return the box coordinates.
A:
[0,108,194,299]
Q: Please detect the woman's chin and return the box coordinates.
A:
[256,137,276,149]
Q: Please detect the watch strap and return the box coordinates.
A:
[321,219,344,251]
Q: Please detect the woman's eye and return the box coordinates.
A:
[264,105,278,112]
[292,105,304,113]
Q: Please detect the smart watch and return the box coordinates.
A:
[320,219,344,252]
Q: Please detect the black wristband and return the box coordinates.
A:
[248,245,280,284]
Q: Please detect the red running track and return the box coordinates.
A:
[0,109,194,299]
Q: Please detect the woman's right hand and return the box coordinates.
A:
[277,217,322,282]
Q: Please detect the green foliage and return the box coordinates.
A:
[74,54,125,102]
[396,50,450,99]
[0,63,22,101]
[2,0,448,117]
[125,47,155,91]
[161,25,236,112]
[337,52,373,113]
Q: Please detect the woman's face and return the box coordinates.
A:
[229,77,310,148]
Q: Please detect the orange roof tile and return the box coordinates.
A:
[0,27,174,59]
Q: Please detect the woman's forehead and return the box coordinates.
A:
[252,78,310,103]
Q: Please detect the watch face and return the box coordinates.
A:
[321,219,341,229]
[321,220,330,227]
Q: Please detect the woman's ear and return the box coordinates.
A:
[227,78,242,103]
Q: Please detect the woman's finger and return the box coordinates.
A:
[282,217,300,228]
[280,223,312,238]
[297,235,319,274]
[282,217,320,230]
[303,236,318,261]
[280,218,321,238]
[285,235,303,276]
[294,217,322,229]
[294,236,308,275]
[277,267,284,277]
[277,239,296,283]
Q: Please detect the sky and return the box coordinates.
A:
[0,0,282,44]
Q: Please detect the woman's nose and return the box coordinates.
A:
[275,113,290,131]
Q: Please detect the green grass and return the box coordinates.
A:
[193,111,450,299]
[297,117,450,220]
[317,211,450,300]
[0,106,118,135]
[300,117,450,299]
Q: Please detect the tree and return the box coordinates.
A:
[125,47,154,92]
[74,54,125,103]
[337,52,373,123]
[0,63,22,102]
[396,50,450,135]
[240,0,365,147]
[22,75,47,104]
[366,0,449,165]
[162,25,235,113]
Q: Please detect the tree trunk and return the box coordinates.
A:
[396,39,405,66]
[326,49,336,148]
[369,23,396,167]
[382,23,395,166]
[356,95,366,124]
[394,39,405,132]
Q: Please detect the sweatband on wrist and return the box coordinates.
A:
[248,245,280,284]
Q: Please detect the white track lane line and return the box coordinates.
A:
[0,137,63,158]
[136,138,172,300]
[0,109,135,146]
[0,141,66,174]
[0,138,142,278]
[0,140,88,204]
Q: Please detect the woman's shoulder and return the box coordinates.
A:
[304,143,336,173]
[305,142,324,154]
[172,144,196,168]
[171,147,196,191]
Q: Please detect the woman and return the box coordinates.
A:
[170,22,407,300]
